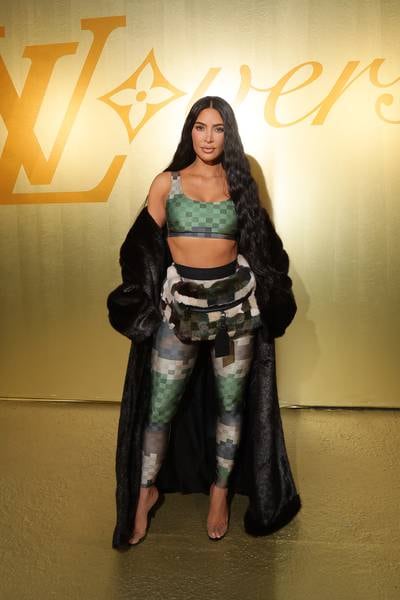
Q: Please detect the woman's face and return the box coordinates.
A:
[191,107,225,162]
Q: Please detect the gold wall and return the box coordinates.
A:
[0,0,399,406]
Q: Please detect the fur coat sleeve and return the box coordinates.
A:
[256,207,297,340]
[107,205,301,549]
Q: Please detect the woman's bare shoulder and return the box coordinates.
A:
[150,170,171,189]
[146,171,172,228]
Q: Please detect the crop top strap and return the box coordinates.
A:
[168,171,182,199]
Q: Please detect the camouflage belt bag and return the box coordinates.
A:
[159,254,262,357]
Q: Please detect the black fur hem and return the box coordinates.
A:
[243,494,302,536]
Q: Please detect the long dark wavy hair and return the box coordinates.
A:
[163,95,271,279]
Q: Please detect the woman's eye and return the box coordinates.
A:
[194,124,223,132]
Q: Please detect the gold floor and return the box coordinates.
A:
[1,400,399,600]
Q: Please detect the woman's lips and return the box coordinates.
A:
[201,147,215,153]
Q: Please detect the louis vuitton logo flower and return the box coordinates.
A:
[99,49,185,142]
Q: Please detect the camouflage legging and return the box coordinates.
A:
[140,320,255,489]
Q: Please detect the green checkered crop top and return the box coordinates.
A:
[166,171,238,240]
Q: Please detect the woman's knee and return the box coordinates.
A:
[211,333,255,410]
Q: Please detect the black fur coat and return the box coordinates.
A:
[107,204,301,549]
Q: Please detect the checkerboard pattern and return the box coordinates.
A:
[167,196,238,239]
[166,171,238,240]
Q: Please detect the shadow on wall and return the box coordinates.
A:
[248,154,319,406]
[247,154,274,218]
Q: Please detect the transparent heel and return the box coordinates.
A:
[129,490,165,546]
[207,483,231,541]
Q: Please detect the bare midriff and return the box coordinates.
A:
[167,237,238,268]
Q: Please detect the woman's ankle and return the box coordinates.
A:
[211,481,228,492]
[139,482,156,492]
[138,484,158,503]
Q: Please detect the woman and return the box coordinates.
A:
[107,96,301,549]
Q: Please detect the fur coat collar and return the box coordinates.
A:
[107,205,301,549]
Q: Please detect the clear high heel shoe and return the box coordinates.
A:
[207,482,230,541]
[128,489,165,546]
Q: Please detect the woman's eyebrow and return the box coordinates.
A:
[194,120,224,126]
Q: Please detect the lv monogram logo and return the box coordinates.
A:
[1,16,398,205]
[0,17,127,205]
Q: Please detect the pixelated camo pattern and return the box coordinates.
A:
[140,320,256,487]
[166,172,238,240]
[160,253,262,341]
